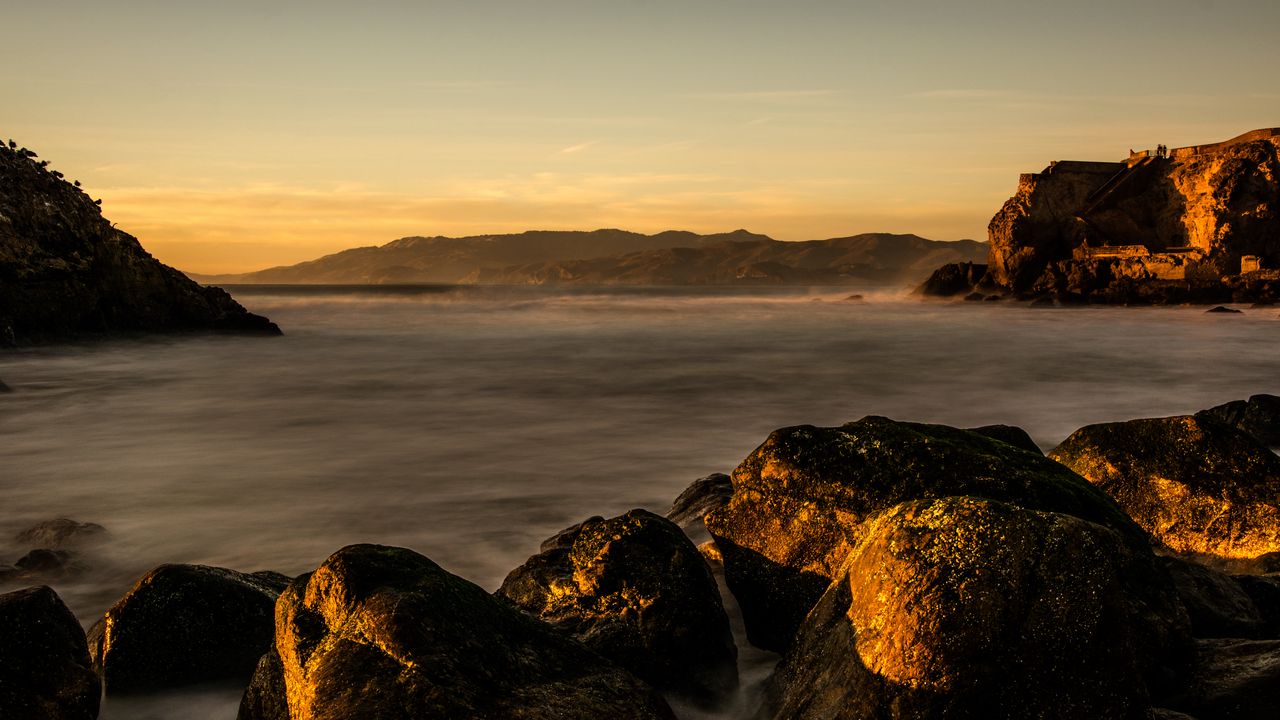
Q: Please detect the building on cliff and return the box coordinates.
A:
[921,127,1280,304]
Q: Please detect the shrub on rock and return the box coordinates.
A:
[498,510,737,705]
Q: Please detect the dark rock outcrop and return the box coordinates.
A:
[704,416,1151,651]
[1162,557,1267,638]
[1198,393,1280,446]
[0,586,100,720]
[767,497,1187,720]
[665,473,732,540]
[237,650,289,720]
[915,260,987,296]
[240,544,674,720]
[0,142,280,344]
[0,377,10,392]
[88,564,290,693]
[498,510,737,705]
[1233,574,1280,637]
[1050,415,1280,559]
[1166,639,1280,719]
[967,423,1041,453]
[15,518,105,548]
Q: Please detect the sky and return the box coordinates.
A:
[4,0,1279,273]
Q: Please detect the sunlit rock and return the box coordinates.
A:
[240,544,674,720]
[705,416,1145,650]
[0,585,100,720]
[1050,415,1280,559]
[498,510,737,706]
[88,564,289,693]
[767,497,1187,720]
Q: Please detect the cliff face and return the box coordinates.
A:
[0,143,279,344]
[970,130,1280,303]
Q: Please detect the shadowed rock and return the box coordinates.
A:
[0,378,10,392]
[666,473,732,530]
[967,423,1041,453]
[0,586,100,720]
[498,510,737,706]
[15,518,105,549]
[88,564,290,694]
[705,416,1149,651]
[767,497,1187,720]
[1165,639,1280,719]
[1233,575,1280,637]
[916,261,988,296]
[1050,415,1280,559]
[1162,557,1267,638]
[1198,393,1280,446]
[239,544,674,720]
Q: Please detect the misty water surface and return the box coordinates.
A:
[1,285,1277,718]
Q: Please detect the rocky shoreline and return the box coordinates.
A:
[5,394,1280,719]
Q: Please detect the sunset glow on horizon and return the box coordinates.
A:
[5,0,1278,274]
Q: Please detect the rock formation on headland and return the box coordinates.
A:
[0,141,279,344]
[921,128,1280,303]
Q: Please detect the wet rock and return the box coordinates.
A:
[1166,639,1280,719]
[13,548,78,577]
[916,261,987,297]
[1233,574,1280,636]
[242,544,674,720]
[1162,557,1266,638]
[498,510,737,705]
[666,472,732,534]
[1050,415,1280,559]
[15,518,105,548]
[1206,305,1243,313]
[88,563,290,694]
[704,416,1150,651]
[0,586,100,720]
[767,497,1187,720]
[967,423,1041,453]
[1197,393,1280,446]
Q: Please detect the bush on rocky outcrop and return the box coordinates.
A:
[239,544,675,720]
[1050,415,1280,559]
[0,586,100,720]
[498,510,737,705]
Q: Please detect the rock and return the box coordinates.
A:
[0,141,280,343]
[13,548,78,577]
[842,293,864,301]
[88,563,290,693]
[916,261,987,296]
[767,497,1187,720]
[967,423,1041,453]
[237,650,288,720]
[498,510,737,705]
[1206,305,1243,313]
[0,377,10,392]
[15,518,105,548]
[1166,639,1280,719]
[1232,574,1280,637]
[704,416,1152,651]
[1162,557,1266,638]
[1050,415,1280,559]
[665,472,732,531]
[1197,393,1280,446]
[963,290,985,301]
[0,586,100,720]
[241,544,674,720]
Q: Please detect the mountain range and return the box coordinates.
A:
[190,230,985,286]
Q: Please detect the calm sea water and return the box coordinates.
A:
[1,285,1276,718]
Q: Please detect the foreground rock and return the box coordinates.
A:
[0,586,100,720]
[88,564,290,693]
[1050,415,1280,559]
[498,510,736,705]
[705,416,1147,650]
[1165,639,1280,719]
[241,544,674,720]
[1198,393,1280,446]
[0,141,279,343]
[768,497,1187,720]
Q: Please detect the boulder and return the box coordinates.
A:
[704,416,1148,650]
[665,472,732,544]
[88,564,291,693]
[916,261,987,297]
[1232,574,1280,636]
[15,518,105,548]
[767,497,1186,720]
[241,544,674,720]
[0,586,100,720]
[1206,306,1243,314]
[238,650,288,720]
[1165,639,1280,719]
[1162,557,1266,638]
[1050,415,1280,559]
[0,377,10,392]
[13,549,78,577]
[966,423,1041,453]
[498,510,737,705]
[1197,393,1280,446]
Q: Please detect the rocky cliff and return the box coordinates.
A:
[922,128,1280,304]
[0,141,279,344]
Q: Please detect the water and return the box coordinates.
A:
[1,285,1276,717]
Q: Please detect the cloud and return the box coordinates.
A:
[559,140,600,154]
[688,89,843,102]
[905,89,1012,100]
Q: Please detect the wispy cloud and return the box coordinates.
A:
[559,140,600,154]
[688,89,843,102]
[906,89,1012,100]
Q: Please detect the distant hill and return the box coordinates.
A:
[192,230,985,286]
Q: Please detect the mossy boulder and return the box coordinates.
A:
[87,564,290,693]
[240,544,674,720]
[498,510,737,706]
[1049,415,1280,559]
[704,416,1146,650]
[768,497,1188,720]
[0,586,100,720]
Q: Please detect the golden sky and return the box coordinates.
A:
[5,1,1279,273]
